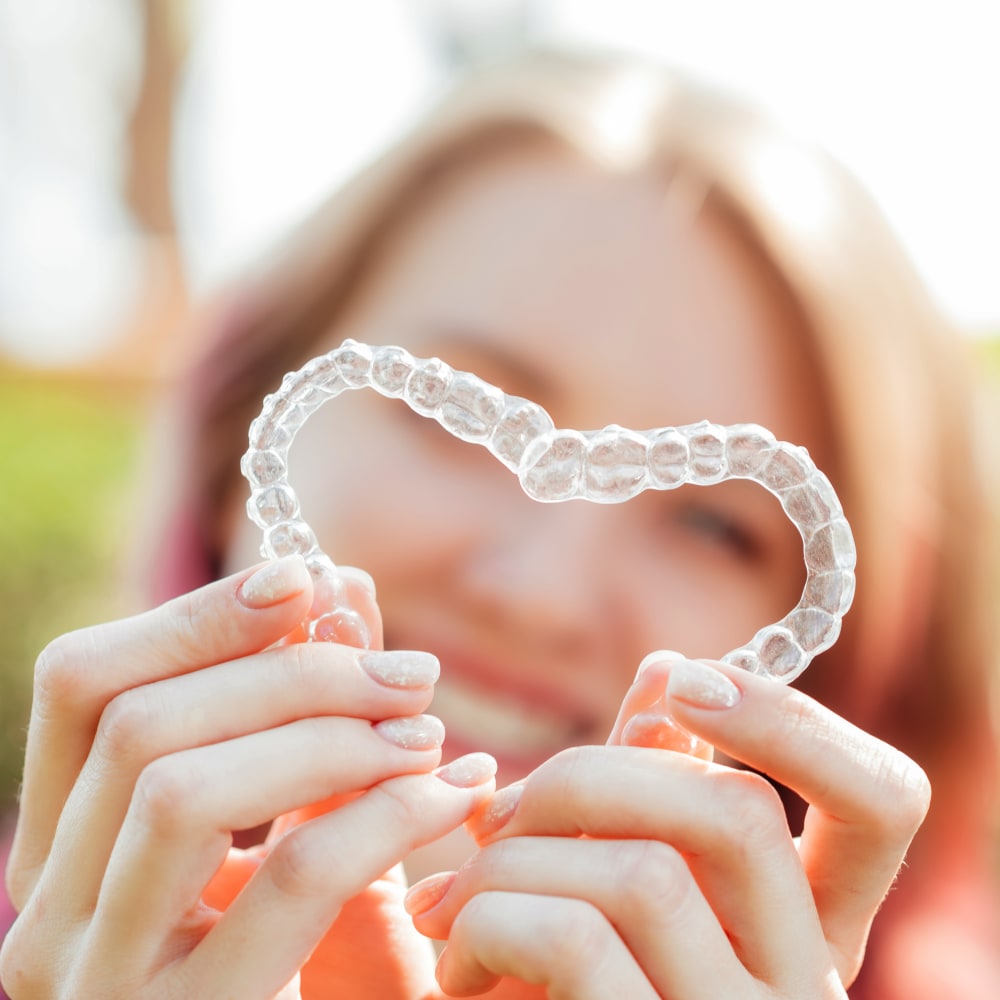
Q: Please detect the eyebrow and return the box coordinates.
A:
[420,326,560,405]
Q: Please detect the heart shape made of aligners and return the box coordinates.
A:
[242,339,856,683]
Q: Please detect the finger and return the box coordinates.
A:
[436,891,659,999]
[466,744,828,989]
[8,556,313,906]
[34,640,440,922]
[83,714,450,974]
[410,837,751,998]
[180,756,497,999]
[608,652,713,758]
[662,657,931,980]
[9,557,380,910]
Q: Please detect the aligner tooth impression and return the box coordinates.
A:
[243,339,856,683]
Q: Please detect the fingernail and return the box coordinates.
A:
[374,714,445,750]
[471,783,523,838]
[336,565,377,600]
[358,650,440,688]
[621,711,702,753]
[238,555,310,609]
[435,752,497,788]
[404,871,455,916]
[666,659,742,709]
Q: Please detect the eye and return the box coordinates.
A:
[673,500,764,562]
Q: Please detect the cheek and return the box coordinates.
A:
[613,506,806,663]
[630,578,788,663]
[287,393,505,582]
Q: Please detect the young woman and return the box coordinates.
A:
[3,51,997,998]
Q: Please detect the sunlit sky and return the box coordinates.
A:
[1,0,998,364]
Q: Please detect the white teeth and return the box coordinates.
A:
[431,676,580,756]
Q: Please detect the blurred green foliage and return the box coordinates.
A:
[0,368,149,812]
[979,332,1000,378]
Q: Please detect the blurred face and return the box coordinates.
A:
[226,145,830,788]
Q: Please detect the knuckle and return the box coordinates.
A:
[535,744,596,783]
[450,893,610,992]
[869,750,932,839]
[613,840,691,918]
[266,827,328,899]
[159,592,210,663]
[32,629,96,716]
[528,745,601,817]
[460,892,606,966]
[546,899,608,967]
[713,770,789,849]
[370,779,430,839]
[95,688,160,764]
[0,912,49,998]
[131,755,201,835]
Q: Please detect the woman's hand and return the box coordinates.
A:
[405,655,931,999]
[1,555,495,999]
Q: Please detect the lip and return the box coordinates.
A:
[431,673,580,781]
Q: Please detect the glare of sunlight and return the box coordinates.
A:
[583,66,666,170]
[172,0,439,295]
[742,142,838,237]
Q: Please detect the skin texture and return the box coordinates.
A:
[1,148,930,998]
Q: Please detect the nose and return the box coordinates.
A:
[457,493,628,658]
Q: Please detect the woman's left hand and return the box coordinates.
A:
[405,656,931,998]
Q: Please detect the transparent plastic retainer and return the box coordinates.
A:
[243,340,856,683]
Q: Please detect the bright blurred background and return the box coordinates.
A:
[1,0,999,814]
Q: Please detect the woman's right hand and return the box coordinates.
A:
[0,555,495,999]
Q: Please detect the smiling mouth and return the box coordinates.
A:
[429,672,591,762]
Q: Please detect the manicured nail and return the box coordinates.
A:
[470,783,523,838]
[666,659,742,709]
[404,871,456,916]
[435,752,497,788]
[238,555,310,609]
[374,714,445,750]
[337,565,377,600]
[358,650,440,689]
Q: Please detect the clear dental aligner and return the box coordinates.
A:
[242,339,856,683]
